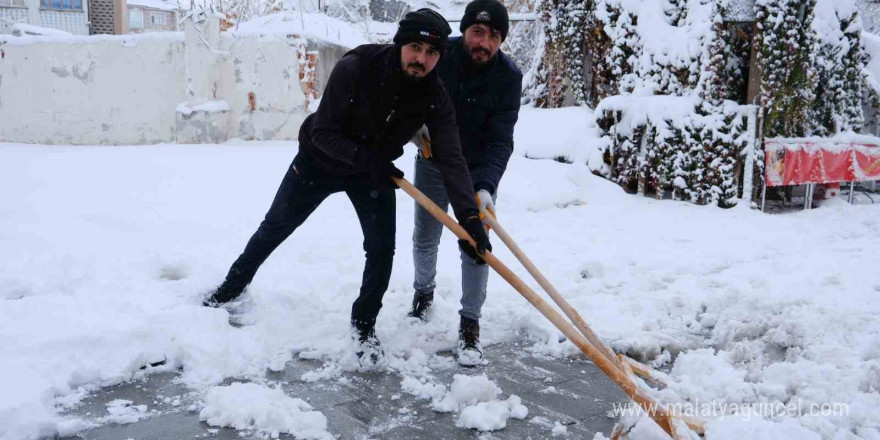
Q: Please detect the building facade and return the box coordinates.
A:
[127,0,178,33]
[0,0,89,34]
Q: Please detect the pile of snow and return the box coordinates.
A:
[403,374,528,432]
[199,382,333,440]
[514,106,604,167]
[11,23,73,37]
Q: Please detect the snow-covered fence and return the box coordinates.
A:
[0,15,348,145]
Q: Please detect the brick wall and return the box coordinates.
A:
[88,0,114,34]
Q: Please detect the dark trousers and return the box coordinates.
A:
[223,152,396,326]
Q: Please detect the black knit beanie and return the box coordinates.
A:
[460,0,509,41]
[393,8,452,52]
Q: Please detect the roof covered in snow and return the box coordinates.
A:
[127,0,182,12]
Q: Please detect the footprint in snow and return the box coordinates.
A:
[158,264,189,281]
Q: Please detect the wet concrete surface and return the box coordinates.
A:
[62,342,628,439]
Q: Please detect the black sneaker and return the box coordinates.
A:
[458,316,483,367]
[202,281,244,307]
[407,290,434,321]
[352,319,384,366]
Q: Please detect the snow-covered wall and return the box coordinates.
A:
[0,19,349,145]
[0,33,185,145]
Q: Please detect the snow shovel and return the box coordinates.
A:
[393,176,704,439]
[481,212,672,388]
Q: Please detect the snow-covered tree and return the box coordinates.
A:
[812,2,868,135]
[596,0,640,96]
[527,0,592,107]
[530,0,566,107]
[756,0,819,137]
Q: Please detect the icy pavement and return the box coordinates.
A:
[62,342,626,439]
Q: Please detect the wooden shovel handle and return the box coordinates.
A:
[394,176,675,436]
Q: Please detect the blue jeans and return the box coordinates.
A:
[412,155,494,321]
[223,151,396,326]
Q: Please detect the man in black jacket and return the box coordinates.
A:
[409,0,522,366]
[203,8,491,364]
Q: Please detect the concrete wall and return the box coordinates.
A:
[222,35,309,141]
[0,18,349,145]
[0,34,185,144]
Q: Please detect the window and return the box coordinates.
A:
[130,9,143,28]
[150,11,165,26]
[40,0,82,9]
[0,0,27,7]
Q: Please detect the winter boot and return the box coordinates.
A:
[457,316,483,367]
[202,281,245,308]
[352,319,384,366]
[407,290,434,321]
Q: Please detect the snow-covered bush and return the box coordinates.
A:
[596,96,747,207]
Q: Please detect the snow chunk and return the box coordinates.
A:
[199,382,332,440]
[103,399,150,424]
[551,420,568,436]
[400,376,446,401]
[432,374,501,413]
[454,396,528,432]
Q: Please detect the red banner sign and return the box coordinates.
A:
[764,138,880,187]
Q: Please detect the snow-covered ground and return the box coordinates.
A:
[2,107,880,440]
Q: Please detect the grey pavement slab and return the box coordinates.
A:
[62,342,629,440]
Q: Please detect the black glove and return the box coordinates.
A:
[354,147,403,189]
[458,211,491,265]
[370,160,404,189]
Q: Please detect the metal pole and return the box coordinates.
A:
[761,182,767,212]
[849,181,855,204]
[804,184,814,210]
[742,105,758,206]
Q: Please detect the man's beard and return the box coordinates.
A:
[464,42,495,67]
[402,62,428,82]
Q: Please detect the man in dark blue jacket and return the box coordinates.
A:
[203,9,491,365]
[408,0,522,366]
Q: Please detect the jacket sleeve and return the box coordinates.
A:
[426,86,480,221]
[470,73,522,194]
[308,55,365,166]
